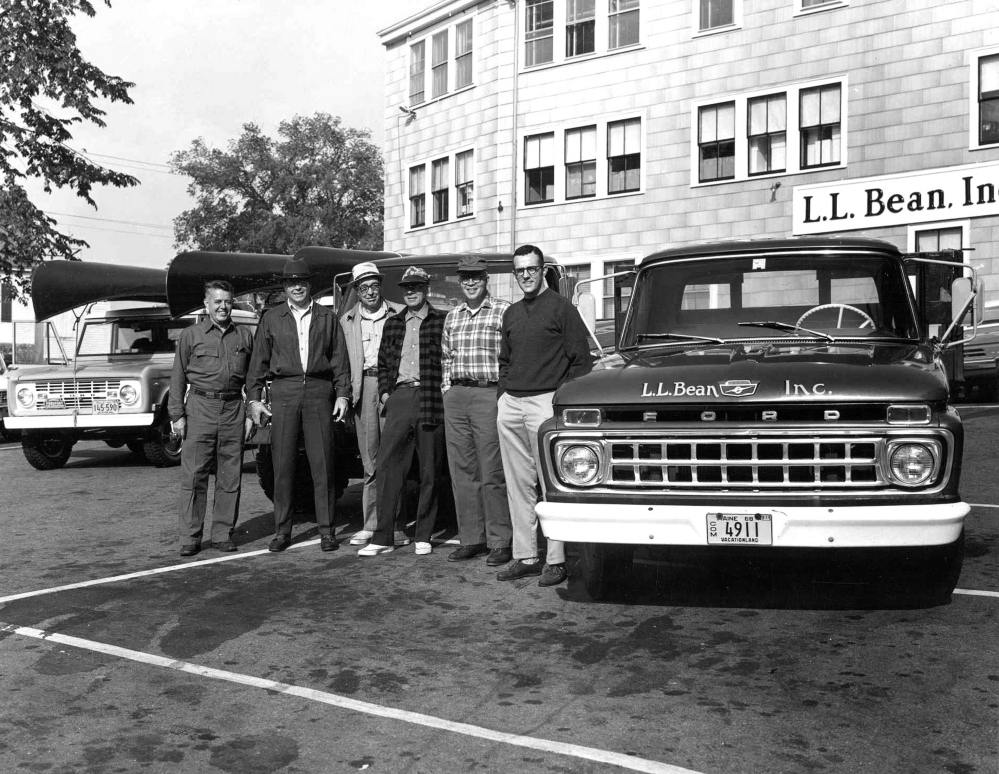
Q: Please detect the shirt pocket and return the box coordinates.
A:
[233,345,251,374]
[193,343,219,360]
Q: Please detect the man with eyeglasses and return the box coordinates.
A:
[496,244,593,587]
[340,262,404,547]
[358,266,446,557]
[441,256,513,567]
[247,258,351,553]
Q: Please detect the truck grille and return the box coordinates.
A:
[605,436,884,489]
[37,379,122,410]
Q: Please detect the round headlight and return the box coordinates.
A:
[119,384,139,405]
[558,445,600,486]
[888,443,935,486]
[16,386,35,407]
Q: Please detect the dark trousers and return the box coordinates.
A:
[444,385,511,549]
[270,377,336,537]
[373,386,444,545]
[177,393,244,545]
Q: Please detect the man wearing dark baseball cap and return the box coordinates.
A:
[358,266,446,557]
[441,256,513,567]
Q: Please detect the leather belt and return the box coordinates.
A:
[452,379,498,388]
[395,382,420,388]
[363,368,379,377]
[192,387,242,400]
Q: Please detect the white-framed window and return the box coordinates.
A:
[971,47,999,151]
[455,150,474,217]
[558,254,640,320]
[432,30,448,99]
[409,41,426,105]
[525,0,639,69]
[525,132,556,204]
[695,0,741,36]
[455,19,473,90]
[432,158,449,223]
[794,0,848,16]
[406,148,475,231]
[406,17,475,107]
[565,125,597,199]
[691,77,847,186]
[520,113,645,207]
[908,222,970,256]
[608,0,640,50]
[409,165,426,228]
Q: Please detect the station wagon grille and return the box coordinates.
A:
[36,379,122,410]
[604,436,884,489]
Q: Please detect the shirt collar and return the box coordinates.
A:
[287,299,313,315]
[405,303,429,321]
[359,301,389,321]
[456,295,494,315]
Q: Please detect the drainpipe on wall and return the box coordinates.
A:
[508,0,519,252]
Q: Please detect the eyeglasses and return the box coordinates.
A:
[459,275,485,286]
[401,284,427,292]
[513,266,542,278]
[357,283,381,294]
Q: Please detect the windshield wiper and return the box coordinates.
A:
[737,320,835,342]
[636,332,728,345]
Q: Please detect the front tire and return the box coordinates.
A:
[22,436,73,470]
[578,543,635,601]
[142,418,182,467]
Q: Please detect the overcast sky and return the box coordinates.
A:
[31,0,420,270]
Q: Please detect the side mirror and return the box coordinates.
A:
[951,277,982,327]
[576,291,597,331]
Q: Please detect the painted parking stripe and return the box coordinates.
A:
[0,622,702,774]
[968,503,999,509]
[954,588,999,598]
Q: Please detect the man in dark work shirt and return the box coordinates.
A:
[495,244,593,587]
[169,280,254,557]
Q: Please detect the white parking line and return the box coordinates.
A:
[0,622,702,774]
[954,588,999,598]
[968,503,999,509]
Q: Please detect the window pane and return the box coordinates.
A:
[700,0,733,29]
[526,0,554,66]
[581,125,597,158]
[699,106,717,143]
[409,165,424,190]
[624,118,641,150]
[771,133,786,170]
[568,0,596,22]
[432,31,448,66]
[409,41,425,103]
[820,85,840,123]
[982,55,999,96]
[567,19,595,56]
[539,133,555,165]
[749,99,768,135]
[455,150,472,183]
[982,99,999,145]
[717,103,735,139]
[432,158,448,190]
[566,129,581,162]
[609,9,640,48]
[609,121,625,154]
[801,88,820,126]
[456,20,472,55]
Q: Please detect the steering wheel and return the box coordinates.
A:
[796,303,875,329]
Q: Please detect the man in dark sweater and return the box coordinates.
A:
[496,244,593,587]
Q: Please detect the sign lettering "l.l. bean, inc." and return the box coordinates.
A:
[792,160,999,235]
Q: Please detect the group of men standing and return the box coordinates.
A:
[168,245,593,588]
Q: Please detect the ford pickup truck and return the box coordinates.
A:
[535,237,980,604]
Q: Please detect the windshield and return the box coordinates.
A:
[621,253,919,348]
[77,317,194,357]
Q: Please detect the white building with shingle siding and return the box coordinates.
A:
[380,0,999,317]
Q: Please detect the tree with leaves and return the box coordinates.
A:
[170,113,384,255]
[0,0,138,295]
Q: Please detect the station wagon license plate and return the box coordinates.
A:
[706,513,773,545]
[93,400,120,415]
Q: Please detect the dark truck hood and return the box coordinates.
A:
[558,342,947,405]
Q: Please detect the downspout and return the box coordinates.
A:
[508,0,520,252]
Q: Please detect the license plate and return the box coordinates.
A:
[93,400,120,415]
[706,513,773,545]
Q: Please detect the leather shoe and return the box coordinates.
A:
[486,547,512,566]
[538,563,568,587]
[268,534,291,552]
[320,535,339,552]
[447,543,488,562]
[179,544,199,557]
[496,559,543,581]
[213,540,237,552]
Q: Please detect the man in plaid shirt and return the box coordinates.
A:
[441,256,513,567]
[358,266,446,557]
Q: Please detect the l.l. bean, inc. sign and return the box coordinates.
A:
[792,160,999,235]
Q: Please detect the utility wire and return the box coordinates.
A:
[86,152,172,170]
[45,211,174,231]
[63,223,174,239]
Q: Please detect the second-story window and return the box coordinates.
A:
[699,0,733,32]
[455,19,473,89]
[409,165,426,228]
[409,41,426,105]
[565,125,597,199]
[456,150,474,217]
[608,0,640,49]
[800,83,841,168]
[608,118,641,194]
[432,158,449,223]
[566,0,595,57]
[698,102,735,182]
[525,132,555,204]
[526,0,554,67]
[748,94,786,176]
[432,30,448,99]
[979,54,999,146]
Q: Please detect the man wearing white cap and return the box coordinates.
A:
[340,262,403,546]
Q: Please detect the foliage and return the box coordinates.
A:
[170,113,384,254]
[0,0,138,296]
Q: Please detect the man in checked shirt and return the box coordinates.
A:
[440,256,513,567]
